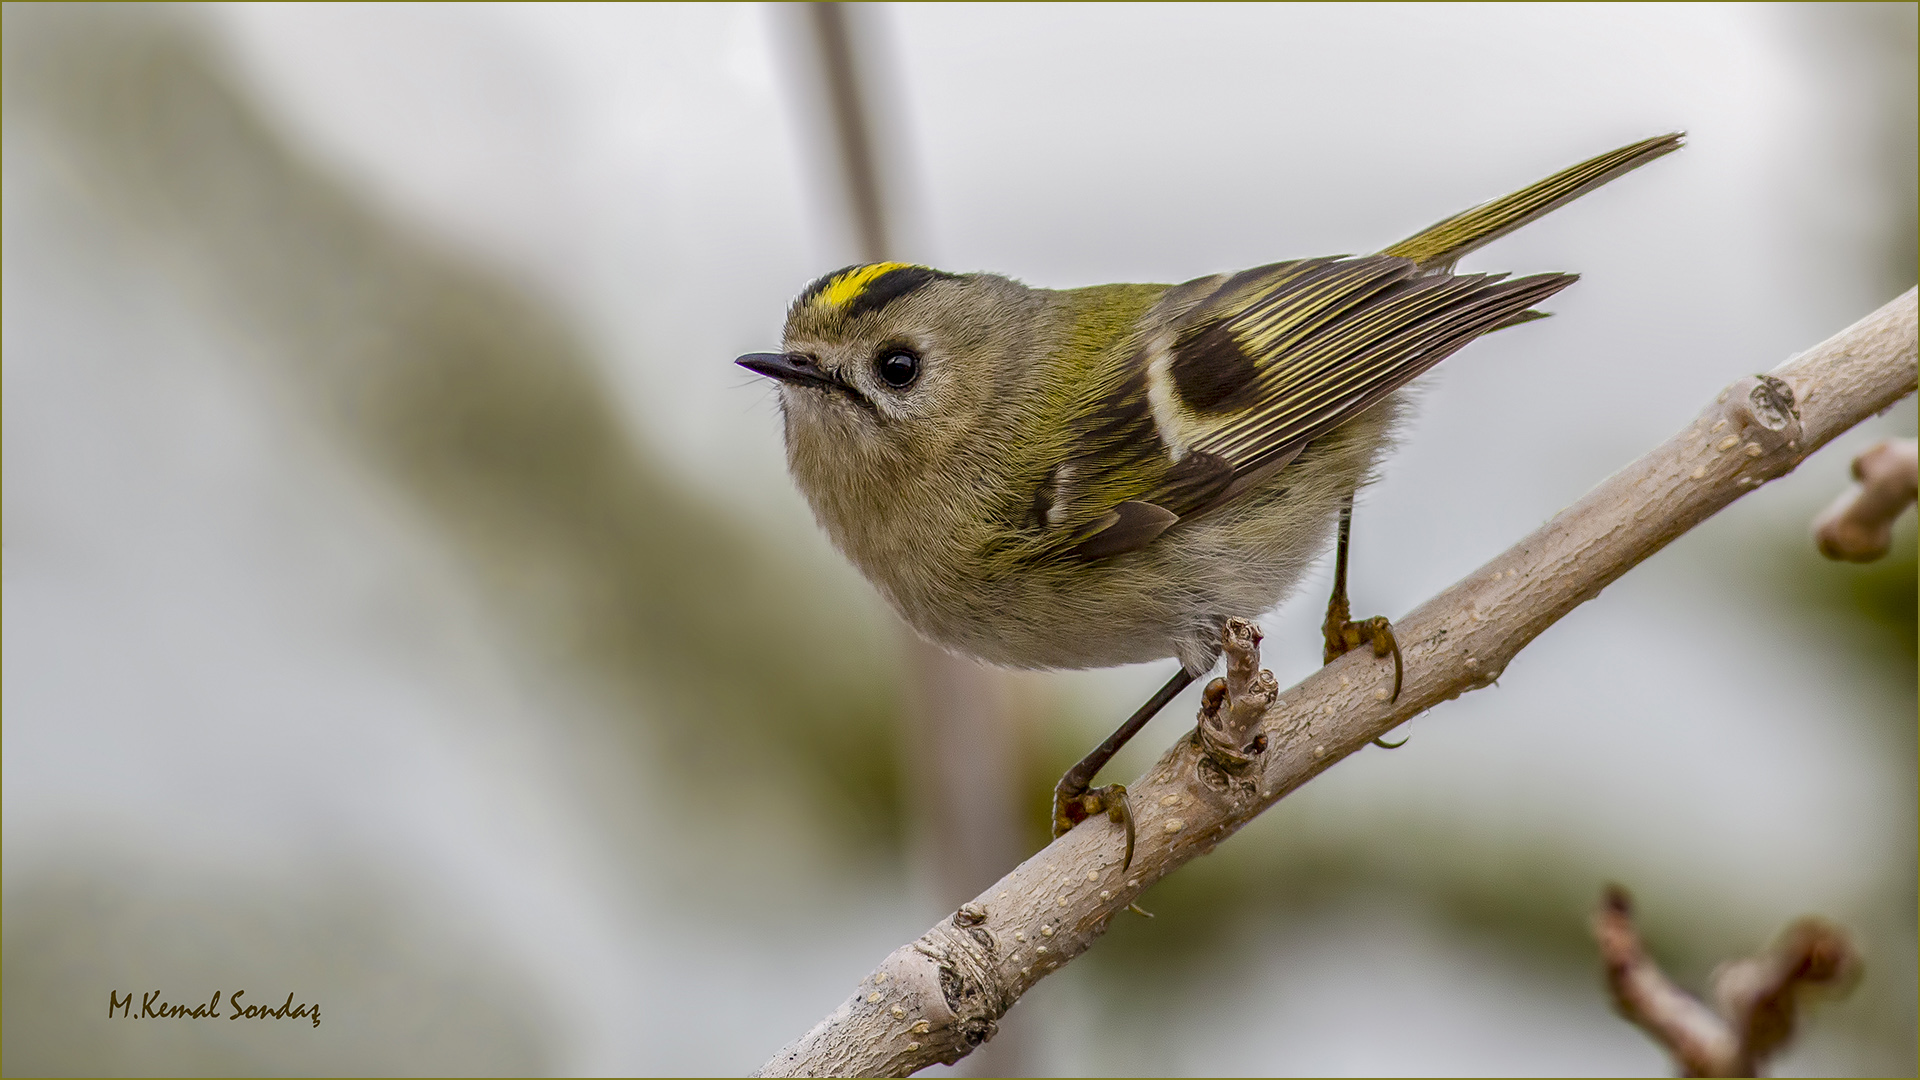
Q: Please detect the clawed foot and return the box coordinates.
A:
[1052,780,1134,871]
[1326,605,1408,747]
[1322,603,1404,702]
[1322,498,1404,703]
[1047,667,1195,872]
[1050,620,1276,874]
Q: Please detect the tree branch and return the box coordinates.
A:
[1812,437,1918,561]
[756,288,1918,1078]
[1593,885,1861,1077]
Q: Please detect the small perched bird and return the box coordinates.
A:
[739,134,1682,862]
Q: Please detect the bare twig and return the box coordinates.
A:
[1812,437,1918,561]
[1593,885,1861,1077]
[795,0,1026,912]
[792,9,1031,1072]
[757,291,1918,1078]
[804,1,892,262]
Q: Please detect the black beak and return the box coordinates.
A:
[735,352,843,392]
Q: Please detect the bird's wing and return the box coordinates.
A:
[1385,133,1681,270]
[1059,255,1575,560]
[1047,133,1684,560]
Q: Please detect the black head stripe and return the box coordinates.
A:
[842,265,957,318]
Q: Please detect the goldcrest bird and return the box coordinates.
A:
[739,134,1681,863]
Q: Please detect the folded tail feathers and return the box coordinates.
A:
[1490,307,1555,331]
[1384,133,1683,270]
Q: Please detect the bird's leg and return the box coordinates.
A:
[1321,497,1405,738]
[1052,667,1195,871]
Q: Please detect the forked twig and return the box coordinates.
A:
[1593,885,1861,1077]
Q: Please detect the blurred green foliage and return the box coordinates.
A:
[6,3,912,857]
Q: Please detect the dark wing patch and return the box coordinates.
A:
[1171,256,1577,516]
[1169,320,1260,412]
[1072,500,1178,560]
[1035,256,1574,564]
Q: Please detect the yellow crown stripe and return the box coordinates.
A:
[815,262,918,310]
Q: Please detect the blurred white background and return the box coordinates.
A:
[4,3,1913,1075]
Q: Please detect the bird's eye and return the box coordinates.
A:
[875,349,920,389]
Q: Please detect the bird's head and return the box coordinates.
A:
[738,263,1043,491]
